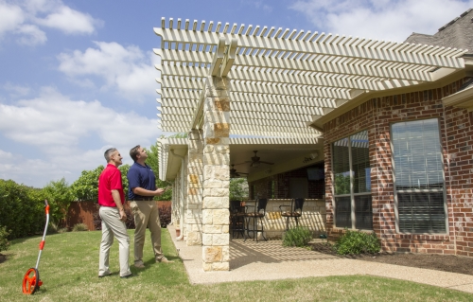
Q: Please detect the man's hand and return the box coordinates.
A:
[154,188,165,196]
[119,210,127,222]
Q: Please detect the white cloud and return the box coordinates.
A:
[57,41,157,101]
[0,149,13,159]
[15,24,46,45]
[2,82,31,97]
[0,87,160,147]
[0,87,162,187]
[35,6,97,35]
[0,1,24,36]
[0,0,100,45]
[242,0,273,13]
[290,0,473,42]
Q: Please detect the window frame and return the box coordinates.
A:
[331,129,372,230]
[390,118,449,234]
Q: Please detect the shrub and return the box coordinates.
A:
[43,178,74,225]
[0,180,45,239]
[47,222,59,234]
[72,223,88,232]
[124,209,135,229]
[282,227,313,247]
[159,205,171,228]
[0,226,10,252]
[334,229,381,255]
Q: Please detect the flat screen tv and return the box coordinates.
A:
[307,167,324,181]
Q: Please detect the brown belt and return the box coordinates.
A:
[133,197,154,201]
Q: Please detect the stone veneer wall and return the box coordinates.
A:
[201,76,231,271]
[323,77,473,256]
[187,130,203,245]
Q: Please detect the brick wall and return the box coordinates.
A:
[445,102,473,256]
[323,77,473,256]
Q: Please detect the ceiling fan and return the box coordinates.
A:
[243,150,274,167]
[230,164,248,178]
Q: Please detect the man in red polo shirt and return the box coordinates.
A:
[98,148,132,278]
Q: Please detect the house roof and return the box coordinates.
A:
[405,9,473,54]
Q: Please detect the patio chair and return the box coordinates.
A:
[229,200,245,239]
[279,198,305,231]
[244,198,268,242]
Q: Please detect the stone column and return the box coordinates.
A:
[186,130,204,245]
[202,76,231,271]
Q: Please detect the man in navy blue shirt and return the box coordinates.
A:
[127,145,172,268]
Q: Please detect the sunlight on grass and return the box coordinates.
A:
[1,229,472,301]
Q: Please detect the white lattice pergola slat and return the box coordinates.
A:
[158,59,417,91]
[156,22,464,67]
[154,17,467,137]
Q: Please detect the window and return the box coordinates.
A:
[332,130,372,230]
[392,119,447,233]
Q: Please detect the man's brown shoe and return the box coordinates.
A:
[158,257,174,263]
[134,263,145,268]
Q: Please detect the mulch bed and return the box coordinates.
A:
[311,243,473,276]
[0,253,5,264]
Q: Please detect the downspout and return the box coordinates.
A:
[443,108,457,255]
[171,149,186,241]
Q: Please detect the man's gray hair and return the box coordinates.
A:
[104,148,117,162]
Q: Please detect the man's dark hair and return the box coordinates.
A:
[104,148,117,162]
[129,145,141,162]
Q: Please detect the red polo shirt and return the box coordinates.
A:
[98,164,125,207]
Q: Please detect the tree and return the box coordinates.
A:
[230,178,249,201]
[71,164,131,201]
[71,166,104,202]
[119,164,130,199]
[145,144,172,201]
[43,178,74,225]
[334,174,350,195]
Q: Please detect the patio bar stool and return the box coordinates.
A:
[229,200,245,239]
[279,198,305,231]
[244,198,268,242]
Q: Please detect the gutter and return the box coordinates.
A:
[171,149,186,241]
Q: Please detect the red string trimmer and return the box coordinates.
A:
[22,200,49,295]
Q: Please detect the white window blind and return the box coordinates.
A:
[392,118,446,233]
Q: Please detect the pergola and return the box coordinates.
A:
[153,17,467,271]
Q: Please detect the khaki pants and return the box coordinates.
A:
[130,200,163,265]
[98,206,131,277]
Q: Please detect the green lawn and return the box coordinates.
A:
[1,229,472,302]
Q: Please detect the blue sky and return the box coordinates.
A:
[1,0,472,188]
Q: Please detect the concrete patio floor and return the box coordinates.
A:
[168,225,473,294]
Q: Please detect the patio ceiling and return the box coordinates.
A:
[158,137,322,182]
[154,17,467,139]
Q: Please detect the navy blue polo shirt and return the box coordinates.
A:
[127,162,156,200]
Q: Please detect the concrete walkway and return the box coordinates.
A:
[168,225,473,294]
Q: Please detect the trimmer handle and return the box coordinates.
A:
[44,200,49,215]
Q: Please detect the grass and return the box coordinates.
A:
[1,230,472,302]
